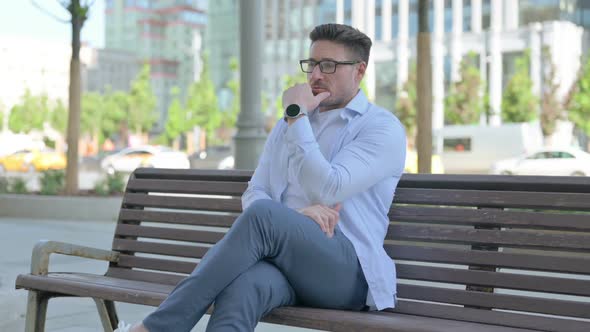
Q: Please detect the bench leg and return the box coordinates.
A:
[24,291,49,332]
[94,299,119,332]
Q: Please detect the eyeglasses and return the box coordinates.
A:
[299,59,361,74]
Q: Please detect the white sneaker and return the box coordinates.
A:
[114,321,132,332]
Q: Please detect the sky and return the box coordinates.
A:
[0,0,105,48]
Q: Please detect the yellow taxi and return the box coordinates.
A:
[404,150,445,174]
[0,149,67,173]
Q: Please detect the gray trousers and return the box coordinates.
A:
[143,199,368,332]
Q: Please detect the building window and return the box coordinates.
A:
[444,138,472,152]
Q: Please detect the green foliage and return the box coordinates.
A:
[186,55,221,144]
[164,87,186,142]
[128,64,158,134]
[501,50,539,123]
[81,89,127,144]
[395,62,417,139]
[569,57,590,137]
[9,89,50,133]
[50,99,68,135]
[540,48,564,137]
[93,173,125,196]
[10,178,28,194]
[0,176,8,193]
[445,53,485,125]
[223,58,241,129]
[39,170,65,195]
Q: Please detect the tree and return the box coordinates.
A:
[395,62,417,143]
[165,87,186,147]
[186,55,221,146]
[128,64,158,136]
[417,0,432,173]
[8,89,49,133]
[569,57,590,137]
[223,58,241,130]
[445,53,484,125]
[540,47,564,140]
[33,0,94,193]
[501,50,539,123]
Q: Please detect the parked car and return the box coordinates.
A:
[100,146,190,174]
[0,149,66,173]
[490,148,590,176]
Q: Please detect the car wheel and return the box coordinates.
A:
[571,171,585,176]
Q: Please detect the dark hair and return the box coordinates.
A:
[309,24,372,63]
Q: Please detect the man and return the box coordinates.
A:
[119,23,406,332]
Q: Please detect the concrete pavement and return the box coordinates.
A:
[0,217,318,331]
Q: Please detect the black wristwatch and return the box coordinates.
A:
[284,104,308,119]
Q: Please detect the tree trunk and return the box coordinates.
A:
[416,0,433,173]
[65,5,82,194]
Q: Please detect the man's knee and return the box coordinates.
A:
[240,199,282,227]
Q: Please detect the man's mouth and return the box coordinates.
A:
[311,86,328,95]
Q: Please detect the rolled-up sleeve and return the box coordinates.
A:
[285,114,406,206]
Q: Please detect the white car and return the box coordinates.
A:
[490,148,590,176]
[101,146,190,174]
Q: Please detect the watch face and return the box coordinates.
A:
[286,104,301,117]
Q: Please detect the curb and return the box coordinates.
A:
[0,194,122,222]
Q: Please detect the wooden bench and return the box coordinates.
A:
[16,168,590,332]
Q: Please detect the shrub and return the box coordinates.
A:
[93,172,125,196]
[10,178,28,194]
[40,170,65,195]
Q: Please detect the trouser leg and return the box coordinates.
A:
[143,199,367,332]
[205,260,297,332]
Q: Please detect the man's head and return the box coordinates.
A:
[303,24,372,111]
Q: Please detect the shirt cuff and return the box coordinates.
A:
[285,116,316,152]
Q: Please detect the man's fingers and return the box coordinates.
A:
[314,91,331,104]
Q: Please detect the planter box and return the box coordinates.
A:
[0,194,122,221]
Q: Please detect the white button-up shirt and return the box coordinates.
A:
[242,91,406,310]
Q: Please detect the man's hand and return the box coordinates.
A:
[282,83,330,112]
[297,203,342,238]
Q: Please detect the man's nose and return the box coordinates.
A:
[309,63,324,81]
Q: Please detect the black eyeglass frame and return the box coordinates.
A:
[299,59,362,74]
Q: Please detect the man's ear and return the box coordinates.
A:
[356,61,367,81]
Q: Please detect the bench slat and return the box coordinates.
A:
[387,224,590,251]
[117,254,196,274]
[133,168,252,182]
[115,224,225,244]
[112,239,209,259]
[391,300,589,332]
[106,267,184,286]
[127,178,247,196]
[397,263,590,296]
[389,206,590,231]
[123,193,243,212]
[119,209,236,228]
[385,244,590,274]
[398,284,590,318]
[394,188,590,210]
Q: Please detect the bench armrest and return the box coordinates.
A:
[30,240,120,275]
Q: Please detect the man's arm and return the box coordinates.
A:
[241,120,283,210]
[286,113,406,206]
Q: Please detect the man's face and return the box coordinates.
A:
[307,40,366,111]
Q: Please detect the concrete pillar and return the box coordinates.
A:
[432,0,445,131]
[234,0,267,169]
[451,0,463,82]
[299,0,306,60]
[530,23,542,101]
[504,0,519,30]
[489,0,503,126]
[396,0,409,90]
[471,0,482,33]
[336,0,344,24]
[382,0,392,41]
[365,0,376,101]
[285,0,291,61]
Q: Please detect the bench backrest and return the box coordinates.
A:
[108,168,590,332]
